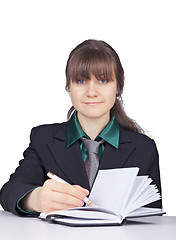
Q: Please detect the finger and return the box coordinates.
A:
[51,201,81,211]
[47,202,77,213]
[73,185,89,196]
[48,180,87,200]
[49,191,84,207]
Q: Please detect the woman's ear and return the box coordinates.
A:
[116,87,119,97]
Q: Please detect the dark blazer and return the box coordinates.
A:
[0,122,162,215]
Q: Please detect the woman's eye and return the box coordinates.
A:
[77,80,85,84]
[100,79,108,84]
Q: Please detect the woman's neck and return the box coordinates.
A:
[77,112,110,140]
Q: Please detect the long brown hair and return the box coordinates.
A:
[65,39,144,134]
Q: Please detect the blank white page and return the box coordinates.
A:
[88,167,139,215]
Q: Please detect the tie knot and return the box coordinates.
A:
[81,137,104,154]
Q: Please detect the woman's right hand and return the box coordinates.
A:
[21,179,89,213]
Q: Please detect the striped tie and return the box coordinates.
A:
[81,137,104,188]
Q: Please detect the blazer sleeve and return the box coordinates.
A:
[0,127,47,216]
[144,139,162,209]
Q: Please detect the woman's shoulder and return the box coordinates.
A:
[120,127,156,148]
[33,121,67,131]
[29,122,68,141]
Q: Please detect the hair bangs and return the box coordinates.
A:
[67,50,115,83]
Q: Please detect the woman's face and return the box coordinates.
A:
[69,72,118,121]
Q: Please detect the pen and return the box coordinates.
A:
[47,172,96,207]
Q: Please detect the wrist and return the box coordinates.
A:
[21,187,42,213]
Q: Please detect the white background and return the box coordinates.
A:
[0,0,175,215]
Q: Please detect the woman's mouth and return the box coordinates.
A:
[84,102,103,106]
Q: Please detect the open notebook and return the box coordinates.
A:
[39,167,165,226]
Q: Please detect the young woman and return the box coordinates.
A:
[0,40,162,215]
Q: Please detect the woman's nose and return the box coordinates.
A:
[86,81,98,97]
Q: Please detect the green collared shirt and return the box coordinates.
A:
[67,111,120,161]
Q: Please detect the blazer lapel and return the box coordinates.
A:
[47,123,90,190]
[100,127,136,169]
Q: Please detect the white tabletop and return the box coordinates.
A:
[0,211,176,240]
